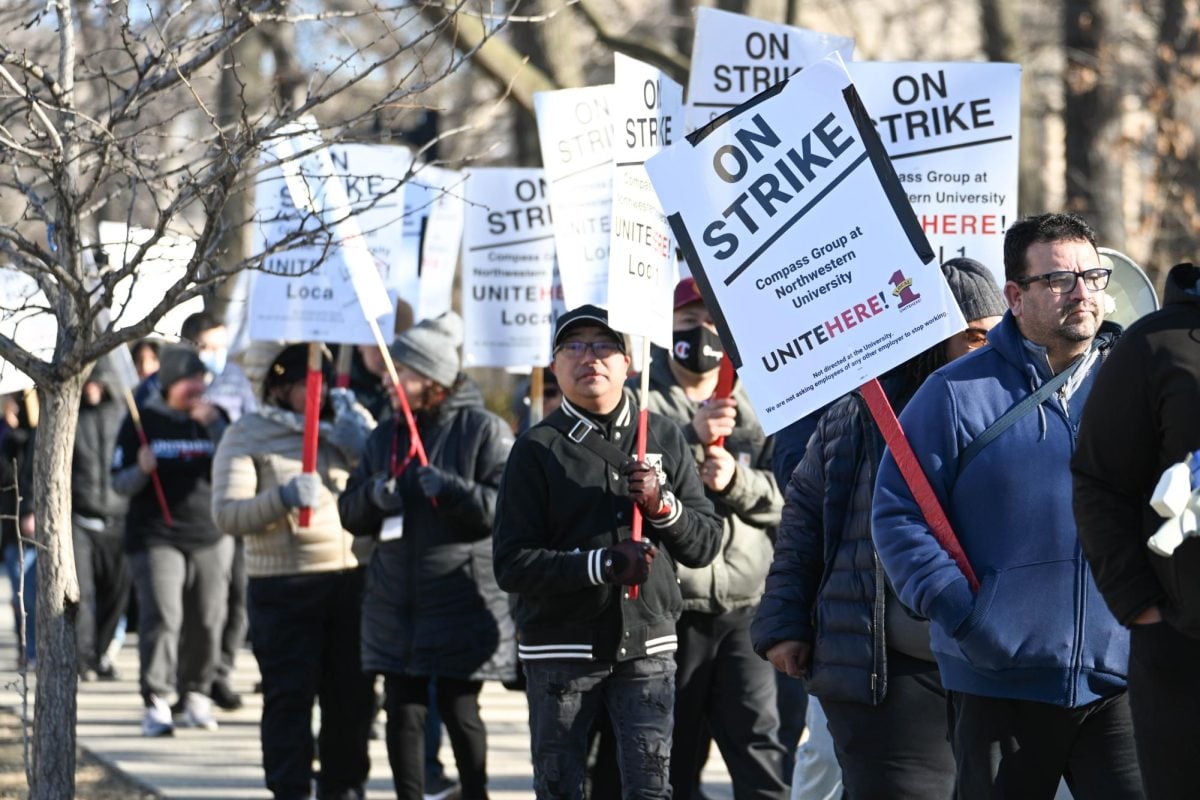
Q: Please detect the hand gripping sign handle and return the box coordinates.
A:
[710,355,736,448]
[860,378,980,592]
[629,338,653,600]
[367,319,436,506]
[298,343,324,528]
[122,390,173,528]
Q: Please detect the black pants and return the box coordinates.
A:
[821,651,954,800]
[217,536,247,683]
[671,608,788,800]
[949,690,1144,799]
[72,516,131,672]
[384,674,487,800]
[249,569,374,800]
[1128,621,1200,799]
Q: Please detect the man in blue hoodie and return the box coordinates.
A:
[872,213,1143,798]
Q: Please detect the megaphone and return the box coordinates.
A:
[1098,247,1160,327]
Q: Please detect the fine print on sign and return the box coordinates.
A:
[462,168,560,369]
[647,55,965,434]
[535,86,614,309]
[684,7,854,134]
[849,62,1020,285]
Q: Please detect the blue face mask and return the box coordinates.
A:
[199,349,227,377]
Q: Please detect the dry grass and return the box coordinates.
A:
[0,708,157,799]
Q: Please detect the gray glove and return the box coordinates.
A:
[279,473,322,509]
[326,388,375,457]
[369,473,405,514]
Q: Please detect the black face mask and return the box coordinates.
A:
[672,326,724,374]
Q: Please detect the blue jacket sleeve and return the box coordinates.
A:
[871,373,975,639]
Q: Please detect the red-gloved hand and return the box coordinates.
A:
[602,539,659,585]
[622,460,666,518]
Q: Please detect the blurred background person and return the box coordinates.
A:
[339,312,516,800]
[212,341,376,800]
[112,344,231,737]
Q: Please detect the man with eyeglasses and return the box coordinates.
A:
[494,304,722,799]
[872,213,1143,798]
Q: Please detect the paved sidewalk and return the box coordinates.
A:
[0,583,734,798]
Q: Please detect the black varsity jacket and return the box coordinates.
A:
[493,392,722,662]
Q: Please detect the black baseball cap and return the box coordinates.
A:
[552,304,625,350]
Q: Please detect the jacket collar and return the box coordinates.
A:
[560,391,634,437]
[987,310,1120,384]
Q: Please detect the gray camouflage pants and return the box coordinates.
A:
[524,654,676,800]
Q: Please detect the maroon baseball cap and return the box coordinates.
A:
[673,277,704,309]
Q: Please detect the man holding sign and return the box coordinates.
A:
[493,305,721,799]
[872,214,1143,797]
[640,279,788,800]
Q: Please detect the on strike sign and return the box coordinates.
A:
[684,7,854,134]
[849,62,1020,286]
[646,56,965,434]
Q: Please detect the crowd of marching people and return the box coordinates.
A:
[3,212,1199,800]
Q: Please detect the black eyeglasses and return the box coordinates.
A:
[554,340,625,359]
[1014,268,1112,295]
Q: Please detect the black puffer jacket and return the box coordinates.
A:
[338,378,517,682]
[751,381,913,705]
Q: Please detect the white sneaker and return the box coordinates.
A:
[183,691,219,731]
[142,695,175,737]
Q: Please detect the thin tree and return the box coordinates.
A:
[0,1,503,795]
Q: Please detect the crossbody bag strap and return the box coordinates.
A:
[544,414,631,472]
[956,360,1077,475]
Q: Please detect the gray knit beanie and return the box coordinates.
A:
[389,311,463,388]
[941,258,1007,321]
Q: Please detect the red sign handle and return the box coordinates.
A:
[860,378,979,592]
[298,344,323,527]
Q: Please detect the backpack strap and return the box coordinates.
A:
[956,360,1076,475]
[544,414,631,472]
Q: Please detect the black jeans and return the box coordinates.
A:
[820,651,954,800]
[949,690,1144,799]
[72,516,131,672]
[1128,621,1200,799]
[525,654,676,800]
[383,674,488,800]
[671,608,788,800]
[249,569,374,800]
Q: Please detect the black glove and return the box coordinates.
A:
[601,539,658,585]
[369,473,405,514]
[621,460,664,518]
[416,465,450,499]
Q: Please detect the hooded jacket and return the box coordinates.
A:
[1073,263,1200,637]
[493,392,723,663]
[112,393,226,553]
[640,354,781,614]
[73,372,129,522]
[872,312,1127,707]
[337,377,517,683]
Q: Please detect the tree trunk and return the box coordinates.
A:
[1148,0,1200,280]
[1064,0,1126,245]
[30,375,84,800]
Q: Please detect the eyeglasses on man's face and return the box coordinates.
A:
[553,340,625,360]
[961,327,990,350]
[1014,268,1112,295]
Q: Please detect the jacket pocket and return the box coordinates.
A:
[954,560,1077,671]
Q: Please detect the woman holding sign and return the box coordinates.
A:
[752,259,1007,799]
[210,342,376,800]
[337,312,516,800]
